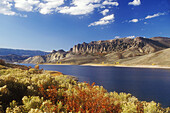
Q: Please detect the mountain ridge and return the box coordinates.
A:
[0,48,50,63]
[22,36,170,65]
[0,48,50,56]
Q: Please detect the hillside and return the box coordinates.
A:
[0,48,50,63]
[0,54,29,63]
[23,50,68,64]
[117,48,170,66]
[0,48,49,56]
[23,37,170,65]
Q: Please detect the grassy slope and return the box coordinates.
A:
[118,48,170,66]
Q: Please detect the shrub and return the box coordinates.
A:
[0,59,5,65]
[39,83,121,113]
[34,65,39,70]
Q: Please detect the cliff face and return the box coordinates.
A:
[70,37,168,54]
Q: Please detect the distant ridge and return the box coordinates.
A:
[0,48,50,56]
[0,54,29,63]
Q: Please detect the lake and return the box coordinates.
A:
[21,64,170,107]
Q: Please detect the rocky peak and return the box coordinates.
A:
[57,49,65,53]
[52,50,57,53]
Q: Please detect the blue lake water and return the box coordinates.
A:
[21,64,170,107]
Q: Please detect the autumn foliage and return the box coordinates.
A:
[39,83,121,113]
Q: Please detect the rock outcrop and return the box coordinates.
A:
[70,37,168,54]
[23,50,67,64]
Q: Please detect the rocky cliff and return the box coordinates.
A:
[70,37,169,54]
[23,50,68,64]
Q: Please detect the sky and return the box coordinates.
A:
[0,0,170,52]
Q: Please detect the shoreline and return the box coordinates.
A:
[82,64,170,69]
[39,63,170,69]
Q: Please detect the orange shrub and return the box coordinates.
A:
[34,64,39,70]
[39,83,122,113]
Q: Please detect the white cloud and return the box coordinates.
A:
[0,0,120,26]
[101,9,109,15]
[38,0,64,14]
[127,12,167,24]
[88,14,114,27]
[128,0,141,6]
[14,0,40,12]
[58,0,101,15]
[102,1,119,6]
[59,0,119,15]
[59,4,100,15]
[0,0,119,17]
[145,12,165,19]
[115,36,120,39]
[127,36,135,39]
[129,19,138,23]
[0,0,16,15]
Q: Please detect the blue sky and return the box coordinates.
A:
[0,0,169,51]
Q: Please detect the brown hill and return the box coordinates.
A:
[117,48,170,66]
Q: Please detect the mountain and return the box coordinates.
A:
[0,48,50,63]
[0,48,50,56]
[0,54,29,63]
[23,50,68,64]
[70,37,168,54]
[23,37,170,65]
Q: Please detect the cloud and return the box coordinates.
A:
[145,12,166,19]
[14,0,40,12]
[128,0,141,6]
[102,1,119,6]
[115,36,120,39]
[127,36,135,39]
[129,19,139,23]
[0,0,120,26]
[58,4,100,15]
[101,9,109,16]
[0,0,119,17]
[88,14,114,27]
[59,0,118,15]
[38,0,64,14]
[127,12,168,23]
[0,0,16,15]
[58,0,102,15]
